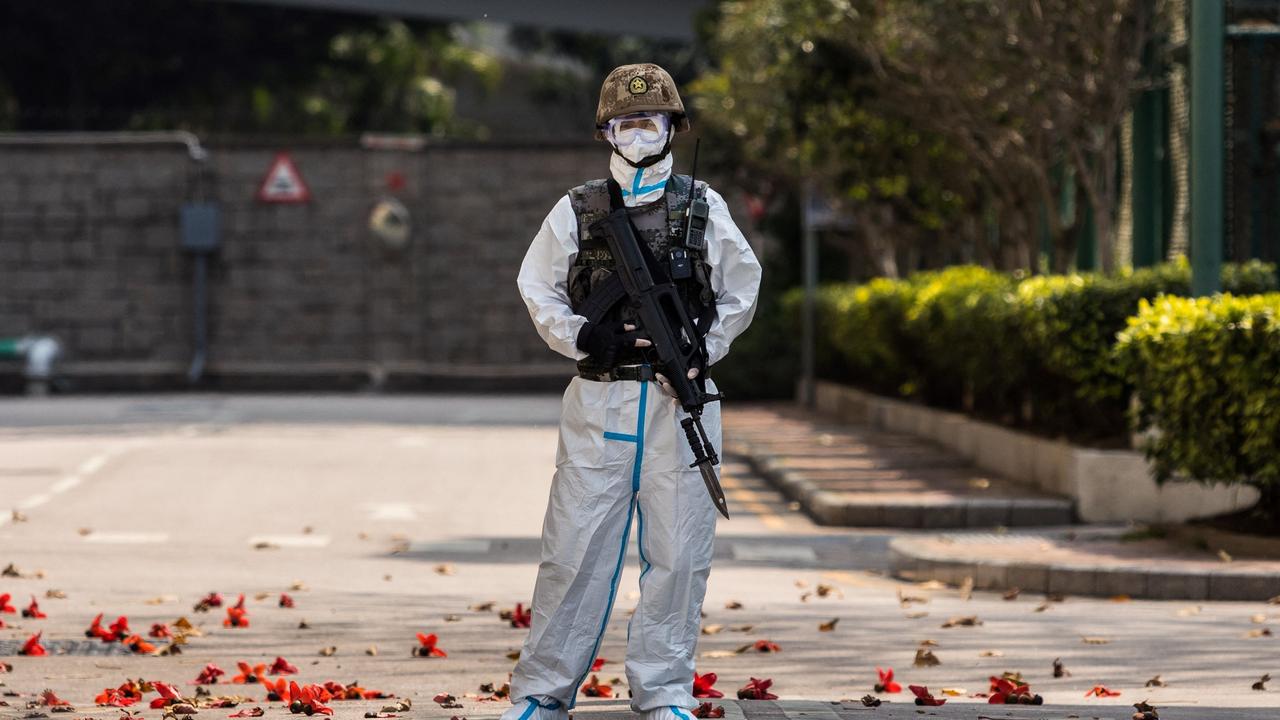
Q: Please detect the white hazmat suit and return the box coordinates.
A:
[508,151,762,720]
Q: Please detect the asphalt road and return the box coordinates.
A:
[1,394,1278,720]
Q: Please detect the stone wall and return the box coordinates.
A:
[0,139,632,390]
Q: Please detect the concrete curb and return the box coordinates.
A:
[888,530,1280,601]
[728,437,1074,529]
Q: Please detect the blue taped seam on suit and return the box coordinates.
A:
[671,706,693,720]
[517,699,539,720]
[604,431,637,442]
[569,379,649,710]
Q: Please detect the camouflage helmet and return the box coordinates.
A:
[595,63,690,140]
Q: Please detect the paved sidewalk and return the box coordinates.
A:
[891,526,1280,601]
[725,405,1072,529]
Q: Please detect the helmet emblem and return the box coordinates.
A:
[628,76,649,95]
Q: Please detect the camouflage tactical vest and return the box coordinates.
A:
[567,174,714,376]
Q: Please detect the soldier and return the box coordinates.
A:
[510,63,762,720]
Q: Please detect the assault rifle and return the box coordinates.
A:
[587,176,730,520]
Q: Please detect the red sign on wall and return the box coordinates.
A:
[256,153,311,204]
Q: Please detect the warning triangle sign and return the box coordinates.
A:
[256,153,311,203]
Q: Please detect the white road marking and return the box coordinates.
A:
[248,534,332,548]
[364,502,419,521]
[0,508,11,528]
[730,543,818,563]
[17,493,52,510]
[84,531,170,544]
[78,454,109,476]
[49,475,83,494]
[407,539,492,554]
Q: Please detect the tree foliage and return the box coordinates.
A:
[693,0,1163,276]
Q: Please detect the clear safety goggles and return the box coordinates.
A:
[603,112,670,147]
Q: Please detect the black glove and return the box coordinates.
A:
[576,320,648,367]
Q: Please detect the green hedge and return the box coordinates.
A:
[796,258,1278,445]
[1116,293,1280,513]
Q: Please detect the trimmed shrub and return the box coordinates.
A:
[1116,293,1280,516]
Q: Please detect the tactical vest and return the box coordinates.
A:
[567,174,715,376]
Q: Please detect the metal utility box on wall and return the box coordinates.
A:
[181,202,221,253]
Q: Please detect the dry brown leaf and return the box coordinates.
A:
[1002,587,1021,601]
[435,564,455,576]
[979,650,1004,657]
[1268,596,1280,605]
[1218,549,1234,563]
[913,648,941,667]
[941,615,982,628]
[1145,675,1166,687]
[917,580,948,590]
[898,590,929,606]
[506,650,521,661]
[1053,658,1070,677]
[1082,636,1111,645]
[290,581,308,592]
[253,592,271,601]
[1251,614,1268,624]
[701,624,724,635]
[730,625,754,633]
[44,590,66,600]
[939,688,966,697]
[816,583,842,598]
[799,592,812,602]
[1245,628,1273,638]
[794,580,808,589]
[903,611,929,619]
[1033,601,1053,613]
[444,614,461,622]
[725,601,744,610]
[1176,605,1201,617]
[319,646,337,656]
[1110,595,1132,602]
[1253,674,1271,691]
[471,601,496,612]
[918,639,939,646]
[818,618,839,632]
[366,646,378,656]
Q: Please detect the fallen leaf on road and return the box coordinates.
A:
[701,624,724,635]
[1111,595,1132,602]
[1145,675,1165,687]
[1253,674,1270,691]
[918,639,938,646]
[979,650,1004,657]
[1053,658,1070,677]
[917,580,948,590]
[1002,588,1021,600]
[435,564,455,576]
[699,650,738,659]
[38,691,71,708]
[44,590,65,600]
[505,650,521,660]
[1033,601,1053,612]
[1176,605,1201,617]
[432,693,462,709]
[859,695,880,707]
[898,590,929,606]
[227,709,263,717]
[725,601,744,610]
[903,611,929,619]
[2,564,26,578]
[366,646,378,656]
[290,581,308,591]
[298,620,311,630]
[736,677,777,700]
[318,647,337,657]
[1268,595,1280,605]
[874,668,901,693]
[1132,699,1159,720]
[1245,628,1273,638]
[1218,549,1233,563]
[1082,637,1111,645]
[913,648,941,667]
[940,688,965,697]
[470,601,495,612]
[1084,685,1121,698]
[908,685,945,706]
[1251,613,1268,623]
[730,625,754,633]
[941,615,982,628]
[816,583,842,598]
[444,614,461,622]
[818,618,839,632]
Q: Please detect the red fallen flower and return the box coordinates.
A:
[20,631,47,656]
[107,615,131,642]
[22,596,47,619]
[122,634,157,654]
[195,592,224,612]
[580,674,613,698]
[415,632,447,658]
[591,657,608,672]
[693,702,724,719]
[751,639,781,653]
[874,667,901,694]
[0,593,16,613]
[270,656,299,675]
[693,672,724,699]
[1084,685,1122,698]
[233,661,269,684]
[294,684,335,715]
[224,594,249,628]
[229,708,265,717]
[95,684,142,707]
[195,663,227,685]
[0,617,6,628]
[39,690,73,707]
[988,676,1031,704]
[510,603,531,629]
[908,685,946,707]
[149,681,184,709]
[736,677,778,701]
[259,678,295,703]
[279,593,295,608]
[149,623,172,639]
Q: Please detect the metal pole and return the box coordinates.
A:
[800,182,817,408]
[1190,0,1224,296]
